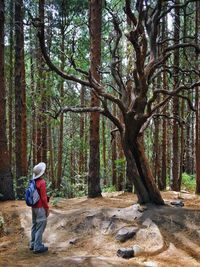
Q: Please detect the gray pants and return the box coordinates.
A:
[30,207,47,251]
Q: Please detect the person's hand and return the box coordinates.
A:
[46,209,50,217]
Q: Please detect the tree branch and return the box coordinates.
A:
[165,43,200,54]
[37,2,91,87]
[147,80,200,116]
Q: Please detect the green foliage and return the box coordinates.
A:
[50,197,62,206]
[181,172,196,191]
[69,173,88,197]
[15,176,29,200]
[102,185,116,193]
[115,158,126,175]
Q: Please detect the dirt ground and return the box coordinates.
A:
[1,191,200,267]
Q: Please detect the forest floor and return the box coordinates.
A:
[1,191,200,267]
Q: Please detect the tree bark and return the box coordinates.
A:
[0,0,15,200]
[79,86,85,175]
[102,117,107,180]
[8,0,14,167]
[195,0,200,194]
[171,0,180,191]
[122,131,164,205]
[57,19,65,189]
[88,0,102,198]
[132,136,164,204]
[117,126,125,191]
[48,123,55,188]
[15,0,27,198]
[111,103,117,188]
[160,13,168,190]
[29,25,36,167]
[152,117,160,183]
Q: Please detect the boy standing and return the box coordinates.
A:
[30,162,49,253]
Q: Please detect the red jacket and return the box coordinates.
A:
[33,177,49,210]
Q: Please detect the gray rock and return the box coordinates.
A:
[69,238,78,245]
[138,205,148,212]
[3,227,13,235]
[117,247,134,258]
[115,227,138,242]
[170,200,184,207]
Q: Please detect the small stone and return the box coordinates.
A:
[180,190,189,194]
[143,261,158,267]
[69,238,78,245]
[4,228,13,235]
[132,244,144,256]
[115,227,138,242]
[170,200,184,207]
[142,218,153,227]
[138,205,148,212]
[117,247,134,259]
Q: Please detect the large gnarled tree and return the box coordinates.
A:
[38,0,200,204]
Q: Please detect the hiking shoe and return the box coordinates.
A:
[33,246,48,254]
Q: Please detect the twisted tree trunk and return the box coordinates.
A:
[123,132,164,205]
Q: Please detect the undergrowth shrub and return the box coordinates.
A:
[102,185,116,193]
[181,172,196,191]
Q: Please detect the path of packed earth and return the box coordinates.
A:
[1,191,200,267]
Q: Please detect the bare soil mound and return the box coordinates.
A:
[0,191,200,267]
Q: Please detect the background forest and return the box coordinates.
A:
[0,0,200,203]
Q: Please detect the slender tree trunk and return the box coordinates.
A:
[70,129,75,197]
[79,86,85,175]
[102,117,107,180]
[179,9,187,188]
[111,103,117,188]
[36,42,42,163]
[152,117,160,183]
[88,0,102,197]
[8,0,14,167]
[195,0,200,194]
[0,0,15,200]
[117,129,124,191]
[160,79,167,190]
[15,0,27,198]
[171,0,180,191]
[57,93,64,189]
[84,114,88,173]
[38,0,47,164]
[57,22,65,189]
[30,26,36,167]
[159,14,168,190]
[185,110,194,174]
[41,80,47,164]
[48,124,55,188]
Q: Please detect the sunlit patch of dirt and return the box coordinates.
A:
[1,191,200,266]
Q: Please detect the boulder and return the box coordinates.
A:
[170,200,184,207]
[117,247,134,259]
[115,226,138,242]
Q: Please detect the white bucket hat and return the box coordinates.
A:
[32,162,46,180]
